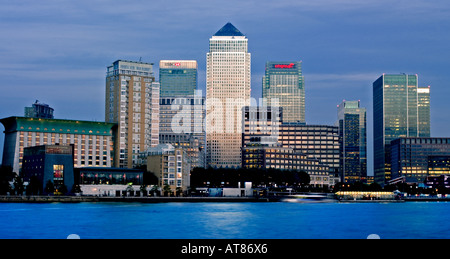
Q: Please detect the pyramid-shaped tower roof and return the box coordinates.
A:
[213,22,245,37]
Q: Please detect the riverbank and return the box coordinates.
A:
[0,195,270,203]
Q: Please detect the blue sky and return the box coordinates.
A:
[1,0,450,175]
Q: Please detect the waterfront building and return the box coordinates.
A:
[390,137,450,184]
[373,74,431,186]
[159,60,197,97]
[76,167,145,197]
[425,175,450,190]
[0,116,116,174]
[206,22,251,168]
[262,61,305,123]
[337,100,367,183]
[24,100,54,119]
[22,144,75,195]
[241,142,333,187]
[159,95,206,168]
[138,144,190,192]
[106,60,160,168]
[242,115,341,178]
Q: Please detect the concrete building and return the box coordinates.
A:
[138,144,190,192]
[106,60,160,168]
[0,116,116,174]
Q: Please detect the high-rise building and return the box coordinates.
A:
[337,100,367,183]
[373,74,431,186]
[206,23,251,168]
[159,60,197,97]
[105,60,160,168]
[418,86,431,138]
[263,61,305,123]
[25,101,54,119]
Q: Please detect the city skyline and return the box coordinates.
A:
[1,0,450,176]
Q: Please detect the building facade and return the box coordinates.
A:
[373,74,431,186]
[159,60,197,97]
[242,143,333,187]
[391,137,450,184]
[138,144,190,192]
[418,86,431,138]
[22,144,75,195]
[106,60,160,168]
[24,100,54,119]
[262,61,305,123]
[206,22,251,168]
[159,95,206,168]
[0,116,116,174]
[337,100,367,183]
[242,110,340,178]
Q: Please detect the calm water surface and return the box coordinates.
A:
[0,202,449,239]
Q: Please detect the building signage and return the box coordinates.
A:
[274,63,295,69]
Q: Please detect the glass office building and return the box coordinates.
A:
[159,60,197,97]
[373,74,431,186]
[263,61,305,123]
[337,100,367,183]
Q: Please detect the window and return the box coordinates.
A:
[53,165,64,187]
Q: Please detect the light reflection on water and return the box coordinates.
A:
[0,202,449,239]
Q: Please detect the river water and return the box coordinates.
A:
[0,202,449,239]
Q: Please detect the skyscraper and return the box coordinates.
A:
[418,86,431,138]
[159,60,198,97]
[206,22,251,168]
[337,100,367,183]
[263,61,305,123]
[373,74,431,186]
[106,60,160,168]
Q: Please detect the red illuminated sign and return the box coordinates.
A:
[174,63,181,66]
[274,63,295,69]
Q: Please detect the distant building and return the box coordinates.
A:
[0,116,116,174]
[425,175,450,190]
[159,60,197,97]
[105,60,159,168]
[263,61,305,123]
[138,144,190,192]
[159,95,206,168]
[337,100,367,183]
[76,167,145,197]
[22,144,75,195]
[373,74,431,186]
[390,137,450,184]
[242,142,334,187]
[25,100,54,119]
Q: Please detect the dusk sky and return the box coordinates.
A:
[1,0,450,175]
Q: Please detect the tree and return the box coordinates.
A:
[13,175,25,195]
[57,184,68,196]
[44,180,54,195]
[163,184,172,197]
[0,166,15,195]
[26,176,41,195]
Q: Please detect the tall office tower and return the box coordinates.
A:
[159,60,198,97]
[206,22,251,168]
[106,60,160,168]
[418,86,431,138]
[25,100,54,119]
[337,100,367,183]
[373,74,431,186]
[263,61,305,123]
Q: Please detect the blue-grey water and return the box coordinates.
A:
[0,202,449,239]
